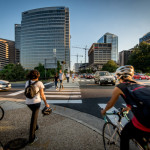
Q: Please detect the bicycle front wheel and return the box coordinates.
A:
[0,106,4,120]
[103,122,120,150]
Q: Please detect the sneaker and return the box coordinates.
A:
[29,136,38,145]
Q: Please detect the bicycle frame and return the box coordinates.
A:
[103,109,147,150]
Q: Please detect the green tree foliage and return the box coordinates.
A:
[102,60,118,72]
[0,63,26,81]
[127,42,150,72]
[34,61,62,79]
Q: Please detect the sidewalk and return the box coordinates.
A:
[0,100,104,150]
[0,79,105,150]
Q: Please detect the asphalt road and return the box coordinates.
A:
[0,79,150,120]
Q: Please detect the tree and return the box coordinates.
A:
[0,63,26,81]
[102,60,118,72]
[34,61,62,79]
[127,42,150,72]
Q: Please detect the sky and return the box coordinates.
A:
[0,0,150,69]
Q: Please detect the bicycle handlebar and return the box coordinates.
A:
[103,107,130,123]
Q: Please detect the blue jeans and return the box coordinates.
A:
[55,81,58,88]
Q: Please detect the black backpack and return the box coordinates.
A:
[126,83,150,128]
[24,80,39,99]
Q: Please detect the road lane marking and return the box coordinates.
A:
[44,82,53,86]
[43,100,82,104]
[44,91,81,94]
[46,95,81,98]
[7,90,24,96]
[51,86,79,88]
[46,89,80,92]
[98,104,128,127]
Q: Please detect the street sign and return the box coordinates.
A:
[44,58,57,69]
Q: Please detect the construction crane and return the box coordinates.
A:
[72,46,89,63]
[72,54,83,64]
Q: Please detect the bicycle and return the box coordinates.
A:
[102,108,150,150]
[0,106,4,121]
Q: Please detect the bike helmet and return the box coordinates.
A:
[42,106,52,116]
[116,65,134,79]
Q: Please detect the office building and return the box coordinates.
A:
[0,38,15,69]
[139,32,150,43]
[88,43,112,70]
[97,32,118,62]
[20,7,70,70]
[15,24,21,64]
[73,63,84,73]
[119,49,133,66]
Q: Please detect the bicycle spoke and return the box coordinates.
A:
[103,122,120,150]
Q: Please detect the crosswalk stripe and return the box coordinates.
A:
[46,89,80,92]
[43,100,82,104]
[98,104,128,127]
[44,82,53,86]
[52,86,79,88]
[7,90,24,96]
[46,95,81,98]
[44,91,81,94]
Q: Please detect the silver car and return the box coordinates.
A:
[94,71,116,86]
[0,80,11,91]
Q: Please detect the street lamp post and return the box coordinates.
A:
[53,48,57,73]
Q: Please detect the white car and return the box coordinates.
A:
[94,71,116,86]
[0,80,11,91]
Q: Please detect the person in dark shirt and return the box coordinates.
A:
[101,65,150,150]
[54,73,59,90]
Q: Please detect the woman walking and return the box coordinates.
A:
[25,70,50,144]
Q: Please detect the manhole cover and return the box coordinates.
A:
[4,138,28,150]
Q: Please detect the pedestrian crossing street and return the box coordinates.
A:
[44,82,82,104]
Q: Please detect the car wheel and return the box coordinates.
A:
[99,80,101,86]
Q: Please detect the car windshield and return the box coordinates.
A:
[99,72,110,76]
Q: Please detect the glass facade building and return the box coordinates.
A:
[15,24,21,64]
[139,32,150,43]
[97,32,118,63]
[20,7,70,70]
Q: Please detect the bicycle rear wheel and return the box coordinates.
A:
[0,106,4,120]
[103,122,120,150]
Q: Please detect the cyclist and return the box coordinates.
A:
[101,65,150,150]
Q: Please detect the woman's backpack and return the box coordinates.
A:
[24,80,39,99]
[126,84,150,128]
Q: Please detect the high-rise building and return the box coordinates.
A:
[119,49,133,66]
[0,38,15,69]
[97,32,118,62]
[15,24,21,64]
[139,32,150,43]
[20,7,70,70]
[88,43,112,70]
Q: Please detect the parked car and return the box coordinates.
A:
[94,71,116,86]
[145,74,150,80]
[0,80,11,91]
[86,74,93,79]
[133,73,147,80]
